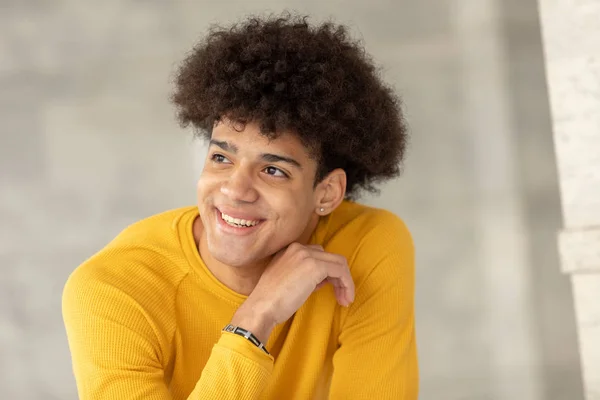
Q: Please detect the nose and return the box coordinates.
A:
[220,167,259,203]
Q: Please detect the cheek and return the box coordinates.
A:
[272,190,315,227]
[197,173,219,198]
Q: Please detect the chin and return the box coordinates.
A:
[208,241,263,268]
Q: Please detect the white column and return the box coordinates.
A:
[538,1,600,399]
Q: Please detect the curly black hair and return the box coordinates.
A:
[172,13,407,199]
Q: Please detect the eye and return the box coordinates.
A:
[210,153,231,164]
[263,166,288,178]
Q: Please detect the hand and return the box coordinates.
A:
[231,243,355,343]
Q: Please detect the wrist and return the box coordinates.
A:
[230,300,276,344]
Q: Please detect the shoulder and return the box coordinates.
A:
[323,201,413,253]
[73,206,196,283]
[322,201,414,284]
[62,206,197,328]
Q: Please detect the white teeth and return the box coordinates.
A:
[221,212,259,227]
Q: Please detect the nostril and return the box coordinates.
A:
[220,180,259,203]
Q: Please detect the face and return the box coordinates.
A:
[196,120,322,268]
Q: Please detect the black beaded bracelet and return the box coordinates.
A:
[222,324,270,355]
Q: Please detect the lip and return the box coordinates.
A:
[216,207,264,221]
[215,207,265,236]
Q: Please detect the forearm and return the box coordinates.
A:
[189,331,274,399]
[230,300,276,344]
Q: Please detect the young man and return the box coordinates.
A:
[62,14,418,400]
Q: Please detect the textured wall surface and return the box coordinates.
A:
[0,1,583,399]
[538,0,600,398]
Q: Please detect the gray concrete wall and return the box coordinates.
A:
[0,1,583,399]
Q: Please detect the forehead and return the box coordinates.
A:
[211,120,314,161]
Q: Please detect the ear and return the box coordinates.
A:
[314,169,347,215]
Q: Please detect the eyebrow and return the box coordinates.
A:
[210,139,238,153]
[261,153,302,169]
[209,139,303,170]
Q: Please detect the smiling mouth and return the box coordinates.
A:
[219,211,262,228]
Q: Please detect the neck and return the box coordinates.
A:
[193,213,320,296]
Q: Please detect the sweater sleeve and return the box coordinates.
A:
[328,214,419,399]
[62,263,273,400]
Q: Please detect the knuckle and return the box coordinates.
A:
[298,248,312,260]
[287,242,301,252]
[305,257,319,269]
[287,243,305,257]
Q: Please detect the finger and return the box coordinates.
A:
[307,248,346,265]
[302,249,354,304]
[315,280,328,291]
[308,254,355,305]
[314,276,354,306]
[315,256,353,294]
[315,277,344,291]
[334,285,347,306]
[306,244,325,252]
[327,271,354,306]
[314,278,347,306]
[330,277,355,306]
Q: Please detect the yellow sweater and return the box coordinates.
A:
[62,200,418,399]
